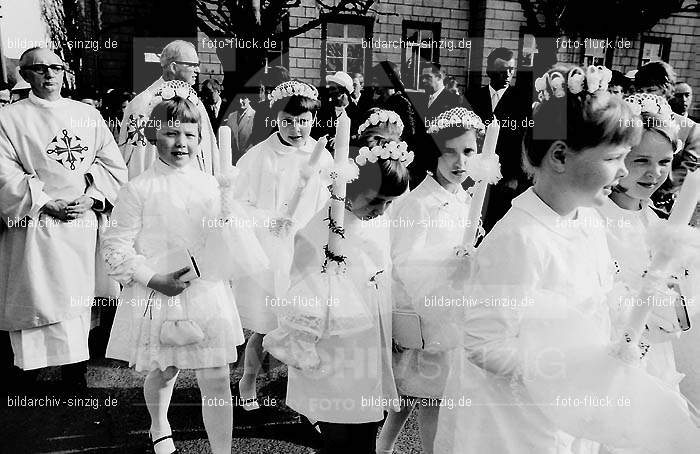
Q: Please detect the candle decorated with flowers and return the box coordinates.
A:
[328,110,351,258]
[462,117,500,247]
[614,96,700,354]
[284,135,329,219]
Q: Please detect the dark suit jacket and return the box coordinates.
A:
[421,88,463,129]
[468,85,530,184]
[204,98,229,132]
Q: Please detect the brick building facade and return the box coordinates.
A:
[196,0,698,116]
[63,1,697,116]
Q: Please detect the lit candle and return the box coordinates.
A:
[328,110,351,257]
[669,169,700,226]
[462,118,500,247]
[217,126,232,171]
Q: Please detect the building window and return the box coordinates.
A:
[402,21,441,90]
[323,18,371,76]
[581,37,607,66]
[639,37,671,66]
[265,15,290,69]
[519,33,538,68]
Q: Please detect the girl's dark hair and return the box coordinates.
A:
[346,154,410,201]
[270,81,321,117]
[347,107,410,199]
[271,94,320,117]
[524,65,641,175]
[145,97,201,143]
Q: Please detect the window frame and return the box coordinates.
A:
[265,14,290,70]
[401,20,442,91]
[320,13,373,81]
[638,36,671,67]
[578,34,615,67]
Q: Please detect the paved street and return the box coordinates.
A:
[3,338,422,453]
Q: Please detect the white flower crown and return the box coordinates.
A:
[355,141,414,167]
[156,80,199,104]
[427,107,485,134]
[357,109,404,136]
[268,80,319,107]
[534,65,612,102]
[624,93,682,152]
[624,93,674,118]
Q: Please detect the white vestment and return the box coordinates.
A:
[118,77,221,179]
[0,92,127,368]
[232,133,333,333]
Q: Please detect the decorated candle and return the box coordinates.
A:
[669,169,700,226]
[623,171,700,347]
[328,110,351,258]
[285,136,329,219]
[462,118,500,247]
[217,126,232,171]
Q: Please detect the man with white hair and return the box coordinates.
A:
[119,40,220,178]
[0,47,127,387]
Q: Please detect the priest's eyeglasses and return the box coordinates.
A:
[174,61,200,68]
[22,64,66,74]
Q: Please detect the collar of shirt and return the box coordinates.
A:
[511,187,595,239]
[428,86,444,105]
[269,132,315,156]
[153,156,198,175]
[489,85,507,108]
[423,173,470,206]
[211,98,222,116]
[28,91,69,108]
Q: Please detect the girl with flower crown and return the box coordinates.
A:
[434,65,700,454]
[273,108,411,453]
[103,83,266,454]
[597,93,692,391]
[232,80,334,410]
[376,106,485,454]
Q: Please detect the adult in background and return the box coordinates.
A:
[419,63,462,128]
[351,72,364,107]
[636,62,699,216]
[101,89,134,141]
[361,61,420,143]
[608,70,630,98]
[0,47,127,389]
[360,62,424,188]
[671,82,693,118]
[312,70,358,148]
[201,78,228,131]
[119,40,220,178]
[468,47,531,232]
[225,93,256,165]
[249,66,290,148]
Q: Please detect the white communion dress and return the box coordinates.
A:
[103,159,263,371]
[389,175,471,398]
[283,206,399,424]
[597,198,687,389]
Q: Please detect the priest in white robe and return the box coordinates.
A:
[0,48,127,374]
[118,39,221,178]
